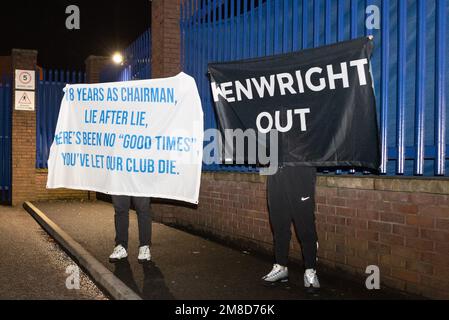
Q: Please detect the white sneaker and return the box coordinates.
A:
[262,264,288,283]
[304,268,320,291]
[109,245,128,263]
[138,245,151,263]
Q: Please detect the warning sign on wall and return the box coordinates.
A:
[15,90,35,111]
[15,69,35,90]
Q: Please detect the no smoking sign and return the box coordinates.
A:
[15,69,35,90]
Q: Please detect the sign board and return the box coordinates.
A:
[47,72,204,204]
[208,37,380,170]
[15,69,36,90]
[15,90,35,111]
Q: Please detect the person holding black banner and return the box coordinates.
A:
[262,166,320,291]
[208,37,380,292]
[109,195,152,263]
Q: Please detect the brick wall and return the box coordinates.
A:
[152,172,449,299]
[34,170,91,201]
[9,49,91,205]
[151,0,181,78]
[149,0,449,299]
[0,56,11,77]
[11,49,38,205]
[85,56,109,84]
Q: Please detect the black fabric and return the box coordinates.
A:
[267,166,318,269]
[112,195,152,249]
[208,37,380,170]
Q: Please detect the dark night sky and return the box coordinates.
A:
[0,0,151,71]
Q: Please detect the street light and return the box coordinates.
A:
[112,52,124,65]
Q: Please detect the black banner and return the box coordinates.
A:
[208,37,380,170]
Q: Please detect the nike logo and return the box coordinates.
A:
[301,197,310,201]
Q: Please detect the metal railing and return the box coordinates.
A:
[180,0,448,176]
[100,29,151,82]
[36,69,86,169]
[0,77,11,203]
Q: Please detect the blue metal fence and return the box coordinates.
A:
[36,69,86,169]
[180,0,449,177]
[0,77,11,203]
[100,29,151,82]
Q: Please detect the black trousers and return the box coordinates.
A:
[112,195,152,249]
[267,166,318,269]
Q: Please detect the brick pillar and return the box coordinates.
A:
[85,55,109,83]
[151,0,181,78]
[11,49,38,206]
[84,56,109,201]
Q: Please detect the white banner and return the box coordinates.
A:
[47,72,204,204]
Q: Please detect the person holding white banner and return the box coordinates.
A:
[109,195,152,263]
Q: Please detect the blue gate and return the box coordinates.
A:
[100,29,151,82]
[36,69,86,169]
[0,77,11,204]
[180,0,448,177]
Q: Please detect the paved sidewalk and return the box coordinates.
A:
[0,205,107,300]
[33,200,420,300]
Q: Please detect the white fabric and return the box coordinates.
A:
[47,72,204,204]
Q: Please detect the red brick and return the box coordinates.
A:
[392,225,419,238]
[324,251,346,264]
[322,188,338,198]
[383,276,406,291]
[380,254,406,268]
[348,199,368,210]
[368,241,391,255]
[379,233,405,246]
[315,196,326,204]
[336,244,355,256]
[406,215,435,228]
[336,207,356,217]
[317,204,336,215]
[418,206,449,218]
[433,266,449,280]
[410,193,441,205]
[356,190,382,201]
[357,210,380,220]
[435,241,449,254]
[391,269,419,283]
[326,215,346,226]
[346,256,366,268]
[366,200,392,212]
[337,188,357,198]
[336,225,356,237]
[391,203,418,215]
[405,238,434,251]
[326,232,345,244]
[328,197,347,207]
[380,212,405,224]
[435,218,449,231]
[315,213,326,224]
[368,221,392,233]
[390,246,420,260]
[406,261,434,275]
[346,218,368,230]
[419,275,449,292]
[381,191,411,203]
[356,250,378,263]
[421,252,449,267]
[317,223,336,233]
[420,229,449,242]
[346,238,368,251]
[355,229,379,241]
